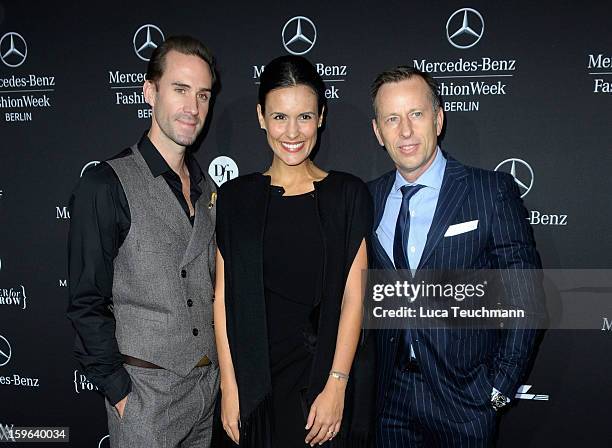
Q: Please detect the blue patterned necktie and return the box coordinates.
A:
[393,184,425,270]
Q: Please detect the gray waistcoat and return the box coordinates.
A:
[106,145,217,376]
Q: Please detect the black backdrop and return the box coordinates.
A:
[1,1,611,446]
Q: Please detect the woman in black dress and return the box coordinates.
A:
[214,56,373,447]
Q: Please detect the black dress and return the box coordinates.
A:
[215,171,375,448]
[263,185,323,447]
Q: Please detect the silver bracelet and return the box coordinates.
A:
[329,370,349,381]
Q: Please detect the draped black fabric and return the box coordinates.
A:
[264,189,322,446]
[216,170,375,446]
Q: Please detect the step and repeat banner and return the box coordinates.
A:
[1,0,610,446]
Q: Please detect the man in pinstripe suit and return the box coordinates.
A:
[368,66,542,447]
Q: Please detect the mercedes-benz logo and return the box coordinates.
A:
[282,16,317,56]
[98,435,110,448]
[133,24,164,62]
[80,161,101,178]
[446,8,484,50]
[494,158,534,198]
[0,32,28,68]
[0,335,12,367]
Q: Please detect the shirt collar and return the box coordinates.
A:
[393,147,446,193]
[137,132,203,184]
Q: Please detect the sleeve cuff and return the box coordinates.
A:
[101,366,132,405]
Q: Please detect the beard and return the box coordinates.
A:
[157,111,203,147]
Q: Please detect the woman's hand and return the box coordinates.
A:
[221,384,241,445]
[304,378,346,446]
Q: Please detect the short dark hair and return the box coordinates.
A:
[146,35,216,86]
[258,55,325,114]
[370,66,441,117]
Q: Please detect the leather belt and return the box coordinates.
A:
[123,355,211,369]
[123,355,162,369]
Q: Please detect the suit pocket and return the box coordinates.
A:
[116,305,167,324]
[444,220,479,237]
[107,390,132,422]
[118,392,131,422]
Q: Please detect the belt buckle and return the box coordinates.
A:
[196,355,211,367]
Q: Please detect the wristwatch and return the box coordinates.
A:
[491,391,510,411]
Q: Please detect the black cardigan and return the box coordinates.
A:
[216,171,375,447]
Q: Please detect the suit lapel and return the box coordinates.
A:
[372,236,394,269]
[373,170,396,231]
[181,178,215,267]
[132,147,191,239]
[418,157,470,269]
[371,170,396,268]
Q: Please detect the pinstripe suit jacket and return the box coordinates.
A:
[368,155,542,424]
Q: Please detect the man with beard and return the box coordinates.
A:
[68,36,219,447]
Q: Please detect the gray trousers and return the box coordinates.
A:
[105,363,219,448]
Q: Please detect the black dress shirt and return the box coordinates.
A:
[67,134,204,405]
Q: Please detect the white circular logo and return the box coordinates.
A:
[80,161,101,178]
[494,158,534,198]
[98,435,110,448]
[208,156,239,187]
[446,8,485,50]
[133,24,165,62]
[0,335,12,367]
[282,16,317,55]
[0,32,28,68]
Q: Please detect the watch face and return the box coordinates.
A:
[492,394,507,410]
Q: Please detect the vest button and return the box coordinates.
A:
[181,270,187,278]
[187,299,193,307]
[192,328,199,336]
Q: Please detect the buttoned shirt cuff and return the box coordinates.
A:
[102,366,132,406]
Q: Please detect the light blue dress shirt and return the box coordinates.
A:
[376,147,446,270]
